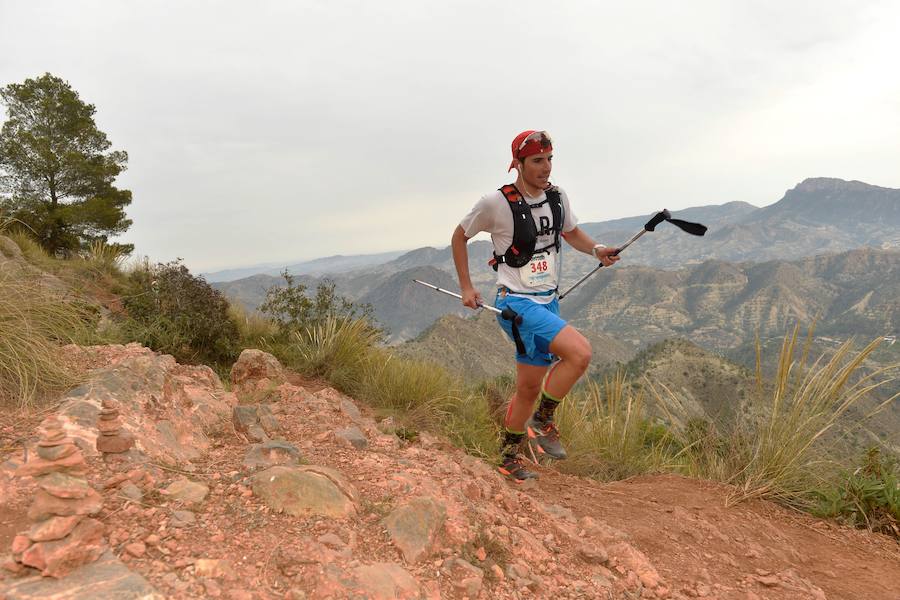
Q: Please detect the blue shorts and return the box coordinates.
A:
[494,291,567,366]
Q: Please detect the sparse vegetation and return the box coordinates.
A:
[288,314,465,432]
[291,316,381,387]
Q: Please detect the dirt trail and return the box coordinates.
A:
[1,346,898,599]
[532,471,900,599]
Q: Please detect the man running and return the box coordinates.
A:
[451,130,619,482]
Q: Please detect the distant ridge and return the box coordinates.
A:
[749,177,900,226]
[203,249,406,282]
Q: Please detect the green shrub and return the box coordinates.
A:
[229,301,278,345]
[80,239,128,278]
[816,448,899,538]
[443,392,498,459]
[356,349,458,427]
[727,331,894,508]
[259,272,371,335]
[121,259,239,365]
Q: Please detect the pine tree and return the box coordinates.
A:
[0,73,132,255]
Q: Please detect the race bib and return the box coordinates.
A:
[519,252,557,288]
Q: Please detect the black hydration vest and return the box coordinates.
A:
[489,184,563,272]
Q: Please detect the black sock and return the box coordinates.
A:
[500,429,525,459]
[534,393,560,423]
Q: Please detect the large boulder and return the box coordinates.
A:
[251,465,357,518]
[230,349,286,400]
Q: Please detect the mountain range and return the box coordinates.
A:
[208,177,899,453]
[214,178,900,347]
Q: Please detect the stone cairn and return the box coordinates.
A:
[96,399,134,455]
[7,416,105,578]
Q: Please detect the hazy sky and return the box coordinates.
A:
[2,1,899,273]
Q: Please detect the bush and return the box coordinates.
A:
[121,260,239,365]
[355,349,458,427]
[259,272,371,335]
[229,301,278,347]
[816,448,900,538]
[80,240,128,278]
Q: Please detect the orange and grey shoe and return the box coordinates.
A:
[526,417,568,460]
[498,454,538,482]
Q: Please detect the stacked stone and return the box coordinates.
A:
[8,416,105,578]
[96,399,134,454]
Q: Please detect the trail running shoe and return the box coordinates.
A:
[526,417,568,460]
[498,454,538,483]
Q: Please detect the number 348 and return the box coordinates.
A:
[530,260,549,273]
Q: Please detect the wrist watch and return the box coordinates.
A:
[592,244,606,259]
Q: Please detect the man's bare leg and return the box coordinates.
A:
[524,326,592,459]
[505,362,549,432]
[545,325,592,399]
[498,362,547,481]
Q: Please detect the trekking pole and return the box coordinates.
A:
[558,209,706,300]
[412,279,523,324]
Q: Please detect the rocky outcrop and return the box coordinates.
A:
[230,349,286,401]
[54,344,236,467]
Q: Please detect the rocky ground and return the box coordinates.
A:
[1,344,898,599]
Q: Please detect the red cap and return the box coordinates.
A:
[508,130,553,172]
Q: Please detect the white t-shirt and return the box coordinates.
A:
[460,186,578,304]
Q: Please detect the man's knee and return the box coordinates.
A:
[571,342,592,372]
[554,330,592,372]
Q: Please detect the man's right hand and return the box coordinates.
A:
[461,286,483,310]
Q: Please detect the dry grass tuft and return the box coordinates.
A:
[0,271,91,407]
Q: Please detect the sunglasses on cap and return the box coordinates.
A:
[517,130,552,152]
